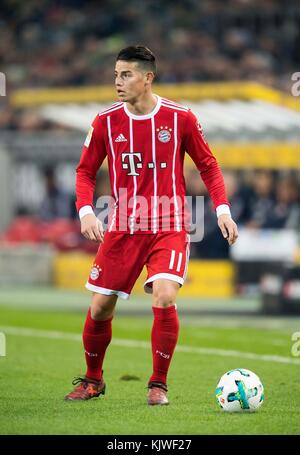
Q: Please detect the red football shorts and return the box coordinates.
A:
[86,231,190,300]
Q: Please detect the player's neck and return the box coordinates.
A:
[125,92,158,116]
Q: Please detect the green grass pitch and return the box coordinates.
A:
[0,287,300,435]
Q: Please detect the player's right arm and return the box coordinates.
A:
[76,115,107,242]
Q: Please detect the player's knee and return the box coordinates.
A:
[152,289,176,308]
[90,293,117,320]
[152,280,179,308]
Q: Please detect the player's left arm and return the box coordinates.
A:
[183,110,238,245]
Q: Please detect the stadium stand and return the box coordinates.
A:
[0,0,299,304]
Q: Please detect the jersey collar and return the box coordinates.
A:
[123,95,161,120]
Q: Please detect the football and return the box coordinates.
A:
[215,368,264,412]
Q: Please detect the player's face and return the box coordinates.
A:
[114,60,151,102]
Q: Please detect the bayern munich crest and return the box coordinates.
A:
[90,264,102,280]
[157,126,172,143]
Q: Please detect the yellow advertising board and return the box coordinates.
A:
[54,253,235,298]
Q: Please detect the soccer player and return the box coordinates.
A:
[65,45,238,405]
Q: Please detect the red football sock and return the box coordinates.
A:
[149,305,180,386]
[82,307,112,381]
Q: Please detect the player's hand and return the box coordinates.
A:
[218,214,238,246]
[80,213,104,243]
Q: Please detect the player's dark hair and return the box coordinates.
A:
[116,45,156,75]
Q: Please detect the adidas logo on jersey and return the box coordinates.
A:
[115,134,127,142]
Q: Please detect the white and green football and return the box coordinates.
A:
[215,368,264,412]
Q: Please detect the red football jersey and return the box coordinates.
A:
[76,96,229,234]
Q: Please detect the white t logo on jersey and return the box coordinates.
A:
[121,152,142,176]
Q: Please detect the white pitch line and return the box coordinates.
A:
[1,325,300,365]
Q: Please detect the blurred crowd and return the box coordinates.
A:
[1,0,299,258]
[0,105,73,131]
[1,0,299,92]
[1,167,299,258]
[186,168,300,258]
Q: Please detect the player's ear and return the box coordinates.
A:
[145,71,155,85]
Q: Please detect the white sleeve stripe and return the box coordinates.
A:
[107,115,119,232]
[161,102,188,112]
[99,104,123,117]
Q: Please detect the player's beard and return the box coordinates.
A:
[117,93,129,102]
